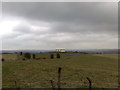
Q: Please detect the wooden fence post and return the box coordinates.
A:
[58,67,62,90]
[86,77,92,90]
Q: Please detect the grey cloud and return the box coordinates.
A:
[3,2,117,34]
[2,2,118,49]
[13,24,31,33]
[3,2,117,24]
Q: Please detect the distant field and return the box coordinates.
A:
[2,53,118,88]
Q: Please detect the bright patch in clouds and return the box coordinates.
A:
[31,25,50,31]
[0,20,20,35]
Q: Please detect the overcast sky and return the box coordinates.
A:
[1,2,118,50]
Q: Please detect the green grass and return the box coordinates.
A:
[2,53,118,88]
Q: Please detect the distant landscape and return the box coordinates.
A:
[1,49,119,54]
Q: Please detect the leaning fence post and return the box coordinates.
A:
[50,80,55,90]
[14,81,17,88]
[58,67,62,90]
[86,77,92,90]
[14,81,20,90]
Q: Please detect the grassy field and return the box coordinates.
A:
[2,53,118,88]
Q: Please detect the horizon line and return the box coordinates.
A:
[1,48,119,51]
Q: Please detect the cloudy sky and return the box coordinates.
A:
[1,2,118,50]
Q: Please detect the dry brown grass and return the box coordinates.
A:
[2,53,118,88]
